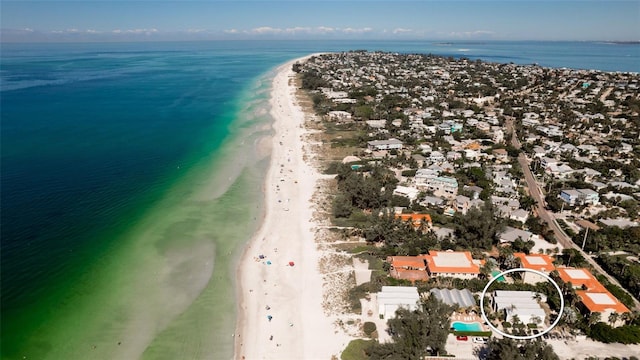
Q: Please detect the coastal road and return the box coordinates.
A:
[505,118,640,311]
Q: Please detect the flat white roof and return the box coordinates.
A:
[494,290,536,298]
[381,286,418,293]
[526,256,548,265]
[564,269,590,279]
[586,292,616,305]
[432,252,470,267]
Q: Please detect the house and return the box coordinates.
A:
[415,168,440,186]
[513,253,555,284]
[540,157,559,168]
[327,110,352,122]
[367,138,403,151]
[430,288,476,308]
[393,186,420,201]
[463,185,483,200]
[509,209,529,223]
[420,195,445,207]
[454,195,471,215]
[556,268,604,291]
[395,213,432,230]
[429,151,445,163]
[424,250,483,279]
[387,255,429,282]
[426,176,459,199]
[492,129,505,144]
[546,163,574,178]
[493,148,509,162]
[575,290,630,327]
[377,286,420,319]
[491,290,547,325]
[498,227,534,244]
[559,188,600,206]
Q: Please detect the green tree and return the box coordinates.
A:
[333,194,353,218]
[485,338,560,360]
[454,201,504,249]
[366,296,454,359]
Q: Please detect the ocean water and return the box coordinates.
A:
[1,40,638,359]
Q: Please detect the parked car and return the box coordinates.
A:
[472,337,487,344]
[456,335,468,341]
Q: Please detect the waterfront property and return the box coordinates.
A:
[430,288,476,308]
[376,286,420,319]
[491,290,546,325]
[513,253,555,284]
[424,251,483,279]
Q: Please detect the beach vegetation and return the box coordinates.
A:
[341,339,375,360]
[588,322,640,344]
[363,322,377,337]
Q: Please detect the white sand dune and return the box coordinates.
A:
[234,55,353,359]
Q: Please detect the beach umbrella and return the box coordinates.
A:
[266,261,272,265]
[259,255,265,259]
[288,261,295,266]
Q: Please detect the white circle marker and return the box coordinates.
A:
[479,267,565,340]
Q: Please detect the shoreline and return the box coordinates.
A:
[234,54,350,359]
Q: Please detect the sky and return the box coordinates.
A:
[1,1,639,42]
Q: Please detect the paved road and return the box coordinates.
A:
[506,118,640,310]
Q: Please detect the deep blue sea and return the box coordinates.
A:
[1,40,638,359]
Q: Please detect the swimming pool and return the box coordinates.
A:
[491,270,506,282]
[452,321,483,332]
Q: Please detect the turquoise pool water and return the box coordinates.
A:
[452,321,483,332]
[491,270,506,282]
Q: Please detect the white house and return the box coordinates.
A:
[559,188,600,206]
[393,186,420,201]
[426,176,459,199]
[491,290,546,325]
[377,286,420,319]
[367,138,403,151]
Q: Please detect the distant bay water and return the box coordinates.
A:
[1,40,638,359]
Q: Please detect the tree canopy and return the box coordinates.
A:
[366,296,454,359]
[485,338,560,360]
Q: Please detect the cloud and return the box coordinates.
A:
[392,28,413,34]
[316,26,335,34]
[249,26,283,34]
[448,30,495,38]
[111,28,158,35]
[342,27,373,34]
[224,29,239,34]
[240,26,374,36]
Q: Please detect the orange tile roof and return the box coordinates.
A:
[424,250,481,275]
[391,268,429,283]
[576,290,630,314]
[514,253,555,272]
[395,213,433,228]
[465,142,481,150]
[556,267,605,291]
[387,255,429,270]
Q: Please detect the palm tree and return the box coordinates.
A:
[608,312,620,327]
[588,312,602,326]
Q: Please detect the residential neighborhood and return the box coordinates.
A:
[294,51,640,359]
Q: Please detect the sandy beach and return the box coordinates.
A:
[234,55,352,359]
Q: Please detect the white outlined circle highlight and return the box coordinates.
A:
[479,267,565,340]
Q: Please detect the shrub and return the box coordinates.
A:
[341,339,375,360]
[502,321,512,328]
[363,322,377,336]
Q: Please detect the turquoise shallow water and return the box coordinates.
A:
[1,40,637,359]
